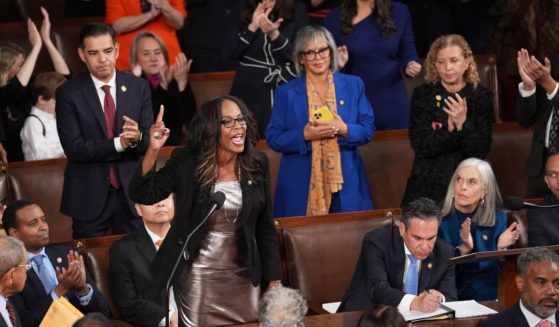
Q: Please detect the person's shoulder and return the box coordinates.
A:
[391,1,410,15]
[480,303,519,326]
[364,225,393,242]
[335,72,364,85]
[116,70,147,85]
[278,75,305,92]
[412,83,437,98]
[434,235,454,255]
[57,72,88,91]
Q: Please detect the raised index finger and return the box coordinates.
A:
[156,105,165,122]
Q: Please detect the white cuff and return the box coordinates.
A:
[113,137,124,152]
[518,82,536,97]
[547,83,559,100]
[397,294,416,311]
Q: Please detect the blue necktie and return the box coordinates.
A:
[405,254,419,295]
[31,255,56,294]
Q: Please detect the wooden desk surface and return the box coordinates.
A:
[232,301,498,327]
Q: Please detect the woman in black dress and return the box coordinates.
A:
[402,34,493,206]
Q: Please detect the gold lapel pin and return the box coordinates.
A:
[56,257,63,264]
[339,100,345,106]
[121,85,127,92]
[427,263,433,269]
[482,234,488,241]
[248,180,253,186]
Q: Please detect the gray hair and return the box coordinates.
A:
[441,158,502,227]
[129,31,170,69]
[0,236,25,276]
[258,286,308,327]
[401,197,441,229]
[517,247,559,277]
[292,25,339,75]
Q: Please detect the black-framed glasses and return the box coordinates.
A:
[221,115,248,128]
[16,264,32,271]
[300,47,330,61]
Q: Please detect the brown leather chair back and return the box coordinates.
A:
[275,209,400,305]
[73,235,126,320]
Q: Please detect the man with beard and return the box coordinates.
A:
[481,247,559,327]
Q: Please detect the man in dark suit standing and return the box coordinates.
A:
[0,236,27,327]
[109,195,177,327]
[339,198,457,313]
[529,153,559,246]
[517,48,559,198]
[56,22,153,238]
[3,200,109,327]
[481,247,559,327]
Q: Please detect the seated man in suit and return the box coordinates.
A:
[339,197,457,313]
[529,153,559,246]
[109,195,177,326]
[2,200,109,327]
[481,247,559,326]
[0,236,28,327]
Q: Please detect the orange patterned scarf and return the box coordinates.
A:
[306,72,344,215]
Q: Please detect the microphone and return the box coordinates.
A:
[164,191,226,327]
[504,196,559,210]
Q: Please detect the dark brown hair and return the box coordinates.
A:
[340,0,396,37]
[32,72,66,104]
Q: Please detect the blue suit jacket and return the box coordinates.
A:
[265,73,375,217]
[10,246,109,327]
[438,209,507,300]
[56,71,153,220]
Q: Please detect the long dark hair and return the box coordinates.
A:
[187,95,263,203]
[241,0,296,26]
[340,0,396,37]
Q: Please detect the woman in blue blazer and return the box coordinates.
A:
[438,158,522,300]
[265,25,375,218]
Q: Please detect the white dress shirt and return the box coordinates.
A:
[90,73,124,152]
[519,299,557,327]
[20,106,65,161]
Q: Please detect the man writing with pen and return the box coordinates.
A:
[338,198,458,313]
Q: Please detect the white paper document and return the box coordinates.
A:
[321,302,341,314]
[444,300,498,318]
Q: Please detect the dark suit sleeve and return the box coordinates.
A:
[457,87,493,159]
[129,148,183,205]
[255,154,281,282]
[109,243,165,326]
[528,207,551,246]
[10,286,55,327]
[361,234,406,306]
[55,85,123,163]
[68,270,110,317]
[434,244,458,302]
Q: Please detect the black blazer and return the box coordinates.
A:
[517,56,559,179]
[109,227,166,326]
[480,302,559,327]
[528,194,559,246]
[338,226,457,312]
[56,70,153,220]
[10,246,109,327]
[129,148,281,288]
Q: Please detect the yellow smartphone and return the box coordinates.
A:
[312,105,334,122]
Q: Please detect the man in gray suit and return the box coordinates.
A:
[0,236,27,327]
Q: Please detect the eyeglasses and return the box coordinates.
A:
[221,115,248,128]
[300,47,330,61]
[16,264,32,271]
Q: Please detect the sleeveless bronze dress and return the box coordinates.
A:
[175,181,260,326]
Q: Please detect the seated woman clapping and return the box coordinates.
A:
[438,158,522,300]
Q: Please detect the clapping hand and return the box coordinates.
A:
[27,18,42,50]
[337,45,349,69]
[405,60,422,77]
[248,2,266,32]
[120,116,141,149]
[39,7,53,46]
[458,217,474,254]
[259,5,283,40]
[517,48,555,94]
[443,94,467,132]
[498,222,522,250]
[170,52,193,91]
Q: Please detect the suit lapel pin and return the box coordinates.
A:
[248,180,253,186]
[482,234,488,241]
[339,100,344,106]
[427,263,433,269]
[56,257,63,264]
[121,85,127,92]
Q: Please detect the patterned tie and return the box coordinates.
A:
[6,299,18,327]
[30,255,56,295]
[100,85,121,189]
[404,254,419,295]
[537,320,553,327]
[549,105,559,153]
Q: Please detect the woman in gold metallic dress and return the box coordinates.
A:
[129,96,282,326]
